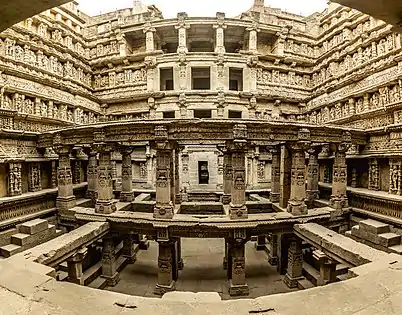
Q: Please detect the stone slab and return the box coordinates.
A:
[11,225,57,247]
[359,219,390,235]
[378,233,401,247]
[0,244,21,258]
[18,219,48,235]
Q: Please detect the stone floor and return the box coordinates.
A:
[106,238,297,300]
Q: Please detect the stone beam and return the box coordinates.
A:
[294,223,388,267]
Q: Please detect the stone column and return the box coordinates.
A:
[330,141,351,210]
[8,162,22,197]
[279,145,291,209]
[223,238,228,270]
[55,146,76,211]
[230,149,247,219]
[306,146,321,208]
[313,250,337,286]
[174,149,181,204]
[214,13,226,54]
[180,150,189,202]
[287,142,309,216]
[73,160,82,185]
[29,163,42,192]
[95,145,117,214]
[85,149,98,201]
[155,240,177,295]
[50,161,57,189]
[101,236,120,286]
[176,237,184,270]
[228,238,249,296]
[154,145,174,219]
[247,23,260,53]
[175,13,190,53]
[120,147,134,202]
[284,236,304,288]
[267,233,278,266]
[123,233,139,264]
[269,146,280,203]
[144,23,156,53]
[67,247,87,285]
[222,150,232,204]
[368,158,380,191]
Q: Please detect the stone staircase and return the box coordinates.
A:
[346,219,402,255]
[0,218,63,258]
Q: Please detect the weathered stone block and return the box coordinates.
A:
[359,219,390,235]
[0,244,21,258]
[378,233,401,247]
[18,219,48,235]
[12,225,57,247]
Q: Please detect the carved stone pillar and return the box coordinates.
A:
[267,233,278,266]
[284,236,304,288]
[154,127,175,219]
[73,160,82,185]
[269,146,280,203]
[174,149,181,204]
[123,233,139,264]
[176,237,184,270]
[180,150,189,202]
[222,150,232,204]
[214,13,226,54]
[28,163,42,192]
[313,250,337,286]
[55,146,76,211]
[50,161,57,189]
[230,149,247,219]
[368,158,380,191]
[389,159,401,195]
[176,13,190,53]
[85,149,98,201]
[67,247,87,285]
[101,236,120,286]
[351,167,357,188]
[306,146,321,208]
[228,236,249,296]
[223,238,228,270]
[120,147,134,202]
[95,145,117,214]
[155,239,177,295]
[144,23,156,53]
[247,23,260,53]
[287,142,309,216]
[330,139,351,210]
[279,145,291,209]
[8,162,22,197]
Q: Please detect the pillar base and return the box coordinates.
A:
[269,193,280,203]
[229,204,248,219]
[123,253,137,264]
[56,196,76,211]
[221,194,231,205]
[102,272,120,287]
[154,204,174,219]
[329,197,348,210]
[120,191,135,202]
[287,201,308,216]
[284,274,304,289]
[95,200,117,214]
[154,281,176,296]
[306,190,319,207]
[228,280,249,296]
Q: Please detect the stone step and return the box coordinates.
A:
[18,218,48,235]
[87,276,107,290]
[359,219,390,235]
[335,264,349,276]
[336,273,350,282]
[378,233,401,248]
[11,225,56,247]
[0,244,21,258]
[389,244,402,255]
[298,278,315,290]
